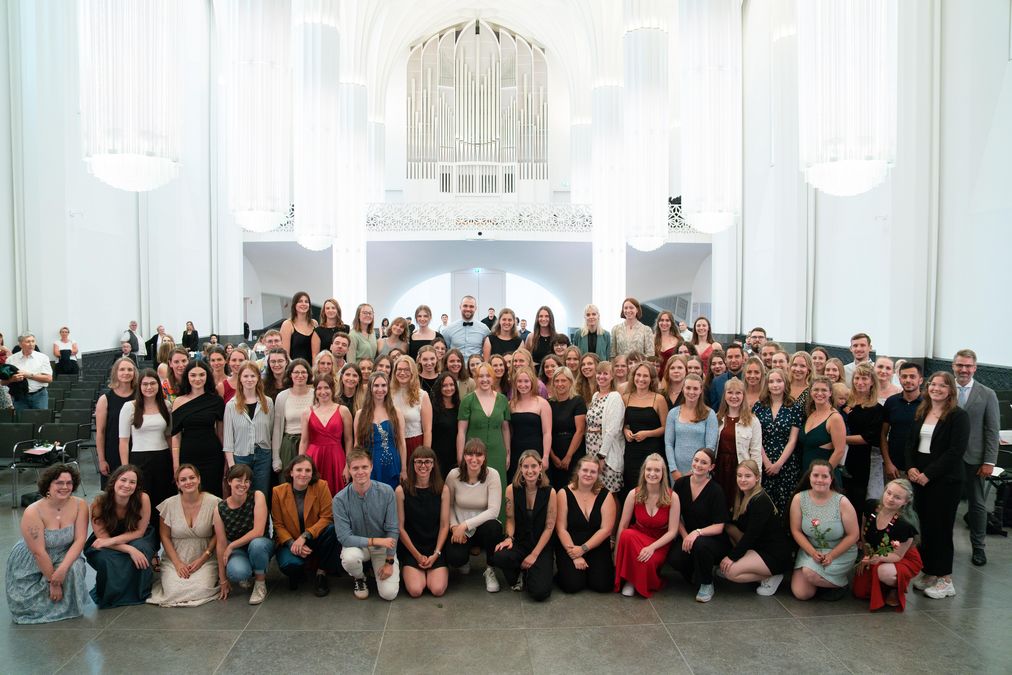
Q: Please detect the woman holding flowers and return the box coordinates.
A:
[789,460,859,600]
[852,479,922,611]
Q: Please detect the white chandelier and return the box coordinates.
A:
[623,0,670,251]
[78,0,182,192]
[292,0,339,251]
[798,0,897,196]
[679,0,742,234]
[214,0,292,232]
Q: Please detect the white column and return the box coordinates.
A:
[334,82,368,308]
[591,85,626,315]
[569,120,592,204]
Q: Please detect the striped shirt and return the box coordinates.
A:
[223,397,274,457]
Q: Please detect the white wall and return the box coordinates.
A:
[934,0,1012,365]
[0,4,16,339]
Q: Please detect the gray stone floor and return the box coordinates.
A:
[1,453,1010,674]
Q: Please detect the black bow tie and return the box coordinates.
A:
[462,322,473,327]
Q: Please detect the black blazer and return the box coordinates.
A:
[905,407,970,483]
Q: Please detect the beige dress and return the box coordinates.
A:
[146,494,221,607]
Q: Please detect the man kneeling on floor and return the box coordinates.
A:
[332,449,400,600]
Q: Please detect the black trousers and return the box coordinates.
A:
[843,444,872,508]
[914,479,962,577]
[444,520,503,568]
[490,541,554,601]
[276,524,343,577]
[666,534,730,586]
[554,540,614,593]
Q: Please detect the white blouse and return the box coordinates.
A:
[118,401,169,452]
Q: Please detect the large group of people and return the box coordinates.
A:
[3,292,1001,624]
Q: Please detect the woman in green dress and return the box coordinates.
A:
[457,362,511,514]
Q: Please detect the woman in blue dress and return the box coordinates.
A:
[353,371,406,488]
[85,464,158,608]
[6,465,91,624]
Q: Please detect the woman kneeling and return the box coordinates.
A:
[396,447,451,597]
[852,479,922,611]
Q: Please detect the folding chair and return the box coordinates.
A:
[15,409,53,426]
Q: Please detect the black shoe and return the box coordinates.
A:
[972,549,987,566]
[314,573,330,597]
[288,575,300,591]
[818,586,849,602]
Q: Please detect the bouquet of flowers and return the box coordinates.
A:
[864,533,900,559]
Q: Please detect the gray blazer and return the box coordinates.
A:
[960,381,999,466]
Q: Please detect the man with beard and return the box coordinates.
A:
[441,295,490,359]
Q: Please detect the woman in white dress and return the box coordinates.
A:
[147,464,222,607]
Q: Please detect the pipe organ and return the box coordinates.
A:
[406,20,549,202]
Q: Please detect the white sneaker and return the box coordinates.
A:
[352,577,369,600]
[238,579,252,590]
[511,575,525,592]
[458,562,471,575]
[484,567,500,593]
[756,574,784,597]
[912,574,937,591]
[695,583,715,603]
[621,582,636,597]
[924,578,956,599]
[248,580,267,605]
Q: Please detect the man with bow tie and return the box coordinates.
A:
[441,295,490,359]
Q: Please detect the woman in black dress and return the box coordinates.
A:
[555,456,616,593]
[311,298,347,361]
[430,372,460,479]
[181,322,199,352]
[482,308,523,361]
[667,448,731,603]
[281,291,317,364]
[718,460,793,597]
[94,357,138,486]
[508,365,552,482]
[396,446,450,597]
[525,306,557,368]
[171,360,226,497]
[548,367,587,489]
[621,363,668,499]
[408,305,437,360]
[842,364,883,507]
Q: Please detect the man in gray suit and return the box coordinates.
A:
[953,349,1000,566]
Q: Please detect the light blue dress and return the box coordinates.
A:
[6,525,90,624]
[369,420,401,489]
[794,491,858,587]
[664,406,718,474]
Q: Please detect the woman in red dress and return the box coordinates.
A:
[299,375,353,495]
[614,453,680,598]
[852,478,923,611]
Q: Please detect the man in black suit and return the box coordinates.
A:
[481,308,496,330]
[145,325,168,361]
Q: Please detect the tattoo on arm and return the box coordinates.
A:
[28,525,40,541]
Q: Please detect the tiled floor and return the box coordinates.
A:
[1,455,1010,674]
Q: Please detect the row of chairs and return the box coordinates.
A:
[0,408,92,426]
[0,423,89,507]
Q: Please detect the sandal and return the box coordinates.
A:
[151,556,161,573]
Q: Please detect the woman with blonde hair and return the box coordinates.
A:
[660,355,688,410]
[312,350,336,381]
[842,363,883,507]
[824,358,846,385]
[614,453,679,598]
[622,363,668,498]
[571,304,611,359]
[574,352,601,406]
[348,303,377,362]
[548,367,587,489]
[555,456,616,592]
[391,355,433,461]
[853,478,922,610]
[586,360,625,494]
[742,357,766,410]
[492,450,556,599]
[788,351,815,412]
[508,365,552,480]
[95,357,138,485]
[753,368,803,517]
[718,460,793,596]
[714,378,763,510]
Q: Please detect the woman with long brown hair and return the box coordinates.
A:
[348,303,378,363]
[354,371,407,488]
[311,297,347,361]
[653,310,681,376]
[224,362,275,499]
[281,291,318,363]
[525,306,558,368]
[119,368,173,507]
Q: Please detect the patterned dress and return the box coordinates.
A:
[6,525,89,624]
[753,401,803,516]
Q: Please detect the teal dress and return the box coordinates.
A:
[6,525,90,624]
[458,392,511,512]
[794,491,858,587]
[85,523,159,608]
[799,410,845,484]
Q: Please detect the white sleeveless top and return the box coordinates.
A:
[392,388,424,438]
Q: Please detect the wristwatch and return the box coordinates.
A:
[301,531,313,541]
[385,557,395,565]
[580,543,589,554]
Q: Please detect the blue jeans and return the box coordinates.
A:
[226,537,273,582]
[13,388,48,411]
[235,447,272,503]
[276,524,342,578]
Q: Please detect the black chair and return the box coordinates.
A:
[60,400,93,412]
[0,409,14,424]
[64,394,95,404]
[47,397,65,413]
[0,423,43,507]
[15,409,53,425]
[998,400,1012,430]
[9,423,89,506]
[59,409,92,426]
